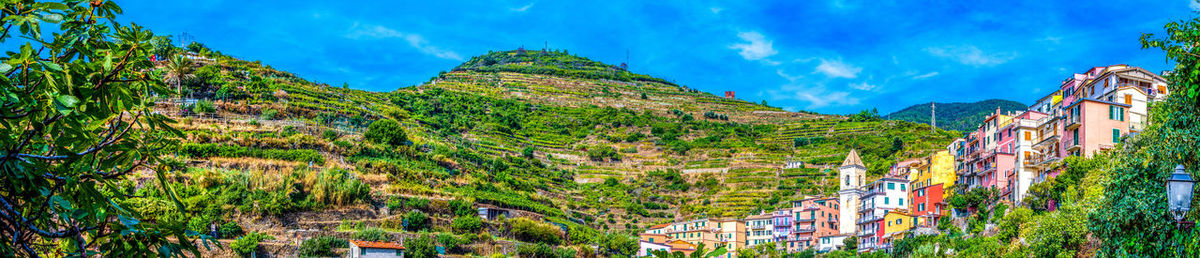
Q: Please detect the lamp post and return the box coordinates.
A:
[1167,164,1195,228]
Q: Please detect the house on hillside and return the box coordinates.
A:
[349,240,405,258]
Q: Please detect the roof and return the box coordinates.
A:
[745,213,774,220]
[648,223,670,230]
[841,149,865,168]
[350,240,405,250]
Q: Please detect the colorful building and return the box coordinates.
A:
[909,183,946,227]
[789,197,839,252]
[880,211,916,249]
[856,177,909,252]
[744,213,775,248]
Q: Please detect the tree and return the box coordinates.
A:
[842,236,857,251]
[0,1,199,256]
[162,55,196,97]
[298,236,347,257]
[404,211,431,232]
[406,234,437,258]
[364,118,408,146]
[1090,15,1200,256]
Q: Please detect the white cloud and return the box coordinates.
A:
[924,45,1015,66]
[1192,0,1200,12]
[763,79,859,110]
[347,23,463,60]
[849,82,876,91]
[776,69,803,82]
[814,59,861,78]
[912,72,939,79]
[710,7,723,14]
[512,3,535,12]
[729,31,778,62]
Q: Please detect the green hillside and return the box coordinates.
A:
[885,99,1028,132]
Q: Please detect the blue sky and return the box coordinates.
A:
[118,0,1194,114]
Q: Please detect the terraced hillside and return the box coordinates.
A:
[143,47,958,255]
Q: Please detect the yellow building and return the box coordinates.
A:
[909,150,956,190]
[882,211,916,246]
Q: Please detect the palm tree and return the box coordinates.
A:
[161,55,195,99]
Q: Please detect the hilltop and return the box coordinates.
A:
[885,99,1028,132]
[139,47,959,255]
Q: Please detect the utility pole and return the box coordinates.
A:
[931,102,937,133]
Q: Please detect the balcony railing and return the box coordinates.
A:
[794,217,815,223]
[794,226,815,233]
[858,205,874,213]
[1066,115,1082,130]
[750,224,768,230]
[857,214,881,224]
[789,236,812,242]
[857,230,876,237]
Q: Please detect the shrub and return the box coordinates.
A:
[404,211,431,232]
[518,243,555,258]
[298,236,347,257]
[193,100,216,113]
[509,217,564,245]
[451,216,483,234]
[219,221,244,239]
[448,199,474,216]
[352,227,389,242]
[406,234,437,258]
[437,233,465,254]
[365,118,408,146]
[231,231,273,256]
[259,108,278,120]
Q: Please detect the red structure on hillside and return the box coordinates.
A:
[724,91,735,99]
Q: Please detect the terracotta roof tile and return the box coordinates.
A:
[351,240,405,250]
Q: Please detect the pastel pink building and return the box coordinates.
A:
[953,64,1169,208]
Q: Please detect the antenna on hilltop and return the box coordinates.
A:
[176,32,193,48]
[931,102,937,133]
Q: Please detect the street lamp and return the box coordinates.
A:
[1167,165,1195,227]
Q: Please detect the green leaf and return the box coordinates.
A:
[54,94,79,115]
[118,214,140,228]
[39,61,61,71]
[38,13,62,23]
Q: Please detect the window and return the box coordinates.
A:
[1113,129,1120,143]
[887,183,895,190]
[885,197,890,205]
[361,249,367,255]
[900,184,905,191]
[899,198,904,205]
[1024,131,1031,141]
[1073,129,1080,146]
[1125,94,1132,105]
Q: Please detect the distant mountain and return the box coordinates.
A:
[885,99,1027,132]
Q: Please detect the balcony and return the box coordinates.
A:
[858,205,874,213]
[794,217,815,223]
[794,226,815,233]
[750,224,768,230]
[1065,115,1082,130]
[857,230,876,237]
[1066,141,1081,153]
[857,214,881,224]
[789,236,812,242]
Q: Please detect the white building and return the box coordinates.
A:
[349,240,405,258]
[638,241,671,257]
